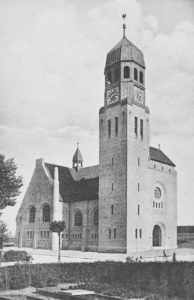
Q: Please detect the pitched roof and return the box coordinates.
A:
[105,36,145,68]
[149,147,176,167]
[72,146,83,163]
[45,163,99,202]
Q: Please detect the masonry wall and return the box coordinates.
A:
[99,102,127,253]
[15,159,55,249]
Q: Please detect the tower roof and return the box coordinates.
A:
[105,36,145,69]
[72,145,83,163]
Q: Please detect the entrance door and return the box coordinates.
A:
[153,225,162,246]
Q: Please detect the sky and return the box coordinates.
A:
[0,0,194,234]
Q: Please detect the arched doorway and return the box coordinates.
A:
[153,225,162,246]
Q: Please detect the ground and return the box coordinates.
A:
[1,246,194,266]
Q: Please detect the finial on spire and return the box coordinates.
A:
[122,13,127,37]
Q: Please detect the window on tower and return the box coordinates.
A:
[134,68,138,81]
[108,120,111,138]
[107,72,112,84]
[115,68,120,82]
[140,71,144,84]
[134,117,138,136]
[140,119,143,139]
[124,66,130,78]
[115,117,118,137]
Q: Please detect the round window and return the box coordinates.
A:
[154,187,162,199]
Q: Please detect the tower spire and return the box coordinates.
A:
[122,13,127,37]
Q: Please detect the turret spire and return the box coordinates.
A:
[122,13,127,37]
[72,143,83,172]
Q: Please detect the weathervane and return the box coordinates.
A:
[122,13,127,37]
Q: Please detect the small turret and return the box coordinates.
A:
[72,143,83,172]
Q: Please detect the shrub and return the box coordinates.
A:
[3,250,32,263]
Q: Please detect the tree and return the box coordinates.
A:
[0,154,23,211]
[50,220,66,262]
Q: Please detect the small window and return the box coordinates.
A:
[161,202,163,208]
[44,231,46,239]
[112,157,114,166]
[138,205,140,215]
[138,183,140,192]
[108,120,111,138]
[134,68,138,81]
[47,231,50,239]
[154,187,162,199]
[111,205,114,215]
[124,66,130,78]
[138,157,140,166]
[94,209,99,226]
[140,119,143,139]
[115,117,118,137]
[29,206,36,223]
[112,183,114,191]
[134,117,138,136]
[135,228,138,239]
[140,71,143,84]
[27,231,30,239]
[107,72,112,84]
[109,229,111,239]
[114,228,116,239]
[153,201,155,208]
[115,68,120,82]
[43,204,50,222]
[139,229,142,239]
[75,211,82,226]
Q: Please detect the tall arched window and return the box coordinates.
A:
[75,211,82,226]
[43,204,50,222]
[140,71,143,84]
[115,68,120,82]
[94,209,99,226]
[29,206,36,223]
[134,68,138,81]
[124,66,130,78]
[107,72,112,84]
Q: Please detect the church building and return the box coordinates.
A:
[15,19,177,253]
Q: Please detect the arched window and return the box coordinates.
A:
[107,72,112,84]
[94,209,99,226]
[140,71,143,84]
[124,66,130,78]
[153,225,162,247]
[75,211,82,226]
[154,187,162,199]
[115,68,120,82]
[29,206,36,223]
[134,68,138,81]
[43,204,50,222]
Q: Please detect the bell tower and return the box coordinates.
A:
[98,15,150,252]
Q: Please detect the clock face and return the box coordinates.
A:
[134,86,144,105]
[107,87,119,105]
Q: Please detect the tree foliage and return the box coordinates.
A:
[50,220,66,234]
[0,154,23,210]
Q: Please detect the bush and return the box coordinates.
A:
[0,261,193,298]
[3,250,32,263]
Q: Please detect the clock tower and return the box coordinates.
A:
[98,16,150,252]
